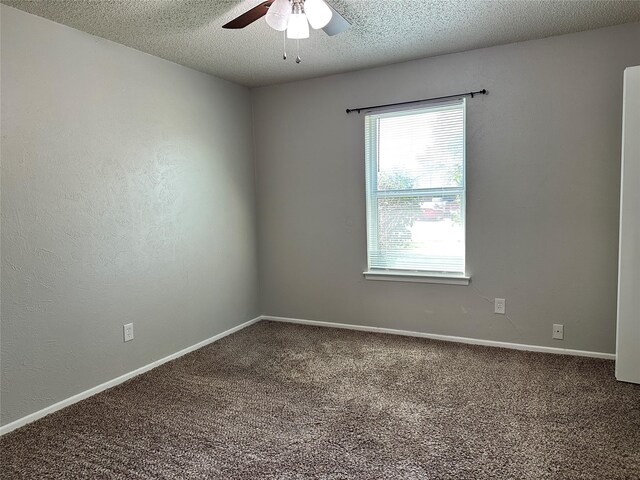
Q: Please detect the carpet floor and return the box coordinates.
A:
[1,320,639,479]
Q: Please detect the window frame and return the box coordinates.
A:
[363,99,470,285]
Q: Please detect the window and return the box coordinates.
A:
[364,99,467,283]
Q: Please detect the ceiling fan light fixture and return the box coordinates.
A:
[222,0,349,63]
[287,12,310,39]
[265,0,291,31]
[304,0,333,29]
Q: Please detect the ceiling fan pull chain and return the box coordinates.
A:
[296,38,301,63]
[283,30,287,60]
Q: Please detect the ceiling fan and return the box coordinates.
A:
[223,0,350,63]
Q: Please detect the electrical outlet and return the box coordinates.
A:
[494,298,506,315]
[123,323,134,342]
[552,324,564,340]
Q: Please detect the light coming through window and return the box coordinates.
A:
[364,99,466,276]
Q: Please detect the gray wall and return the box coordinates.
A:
[1,5,259,426]
[253,23,640,354]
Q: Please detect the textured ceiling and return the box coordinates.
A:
[3,0,640,87]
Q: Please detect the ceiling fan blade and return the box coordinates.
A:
[322,3,350,36]
[222,1,274,29]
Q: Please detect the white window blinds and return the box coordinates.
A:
[365,99,466,275]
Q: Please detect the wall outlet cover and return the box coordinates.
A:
[494,298,506,315]
[552,324,564,340]
[123,323,134,342]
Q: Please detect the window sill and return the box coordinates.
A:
[363,270,470,285]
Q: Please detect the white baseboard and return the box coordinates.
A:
[0,315,262,437]
[2,314,615,436]
[261,315,616,360]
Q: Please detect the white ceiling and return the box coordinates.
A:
[3,0,640,87]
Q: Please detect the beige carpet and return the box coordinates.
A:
[1,320,639,479]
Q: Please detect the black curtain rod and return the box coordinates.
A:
[345,89,488,114]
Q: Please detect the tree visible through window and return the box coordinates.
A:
[365,99,466,275]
